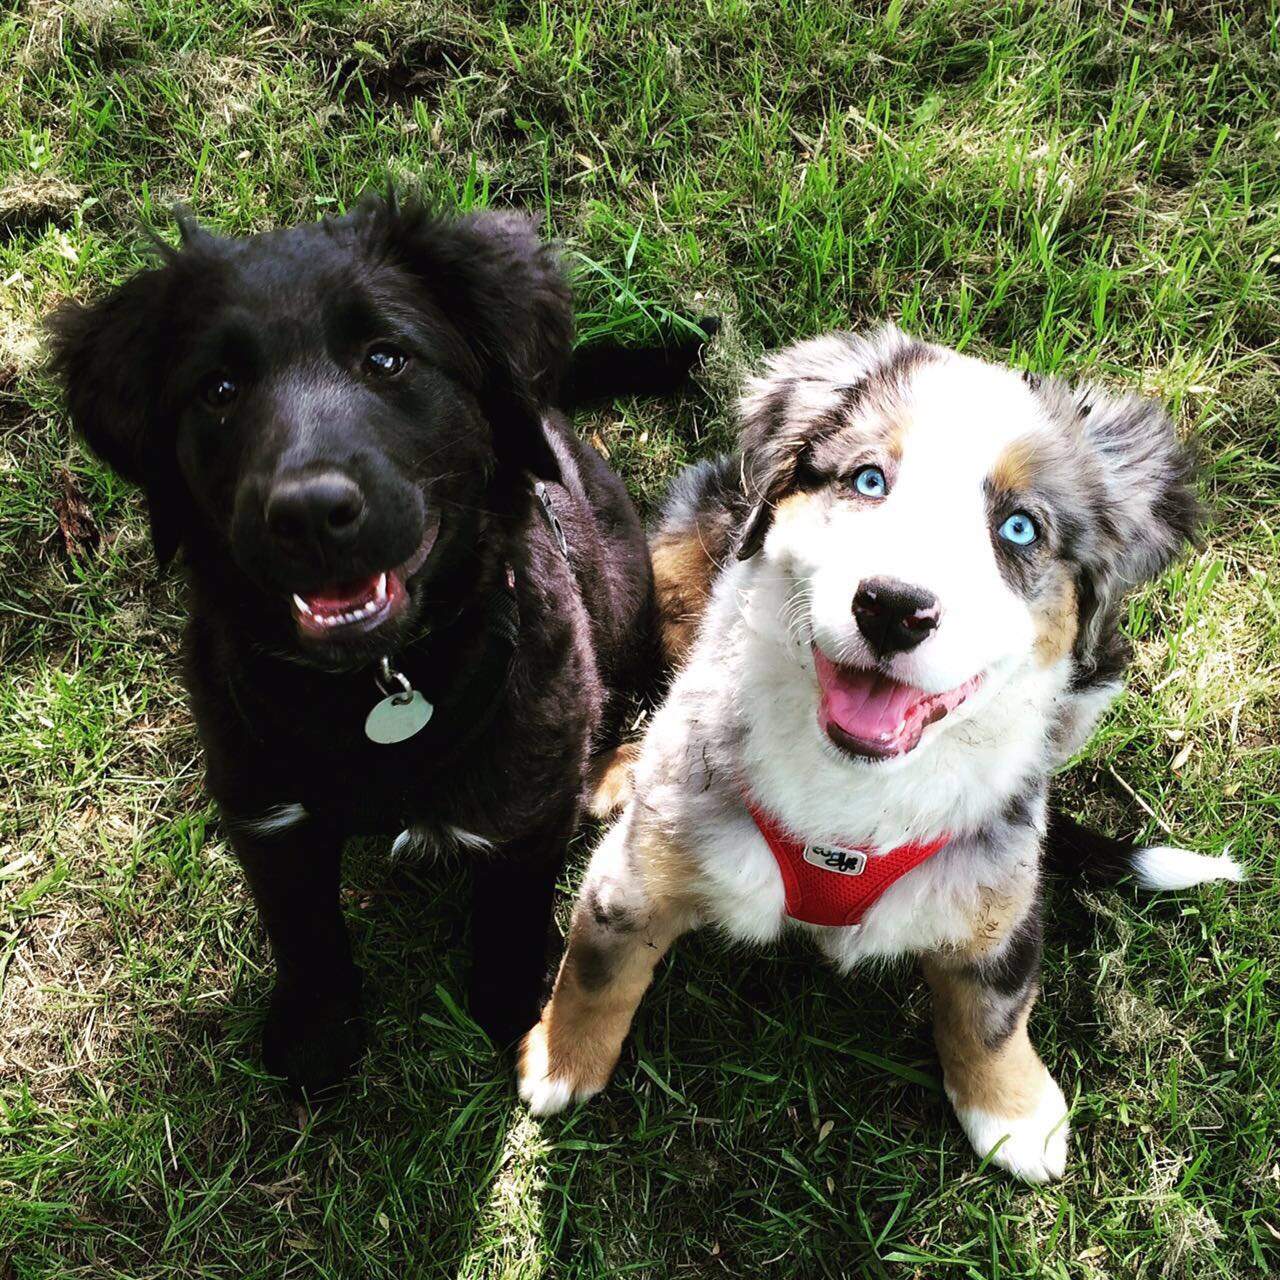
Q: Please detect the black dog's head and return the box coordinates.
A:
[49,195,572,667]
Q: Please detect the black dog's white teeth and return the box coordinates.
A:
[308,599,379,629]
[291,573,390,629]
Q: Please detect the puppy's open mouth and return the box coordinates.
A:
[289,519,439,643]
[813,646,982,761]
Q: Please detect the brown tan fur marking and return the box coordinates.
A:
[924,962,1049,1118]
[586,741,639,819]
[964,882,1035,960]
[1032,572,1078,667]
[520,827,699,1101]
[923,891,1049,1121]
[652,529,720,669]
[991,437,1037,494]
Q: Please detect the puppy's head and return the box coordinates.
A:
[735,326,1197,764]
[48,195,571,667]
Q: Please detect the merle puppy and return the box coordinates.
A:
[50,195,705,1092]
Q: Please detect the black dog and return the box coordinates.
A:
[50,195,708,1092]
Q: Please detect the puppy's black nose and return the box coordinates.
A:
[853,577,940,655]
[265,470,367,556]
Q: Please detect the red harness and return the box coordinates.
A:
[743,795,950,928]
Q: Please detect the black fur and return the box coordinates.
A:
[49,195,708,1093]
[1043,810,1150,883]
[972,902,1044,1003]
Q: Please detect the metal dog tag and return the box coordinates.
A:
[365,689,432,744]
[365,658,433,744]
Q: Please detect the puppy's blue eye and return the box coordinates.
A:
[999,512,1038,546]
[853,465,887,498]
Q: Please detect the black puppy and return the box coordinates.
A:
[50,196,707,1092]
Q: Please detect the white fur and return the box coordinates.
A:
[446,825,496,853]
[239,802,308,837]
[951,1073,1070,1184]
[391,828,422,858]
[1048,680,1122,766]
[391,824,494,857]
[1131,845,1244,890]
[518,1024,588,1116]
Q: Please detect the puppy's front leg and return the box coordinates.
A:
[518,814,696,1115]
[923,903,1069,1183]
[227,807,364,1094]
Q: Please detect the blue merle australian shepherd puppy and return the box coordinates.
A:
[520,325,1242,1182]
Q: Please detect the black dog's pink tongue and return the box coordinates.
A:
[303,575,380,613]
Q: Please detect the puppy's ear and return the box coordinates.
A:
[733,357,819,560]
[47,265,187,564]
[734,326,924,559]
[1069,387,1199,676]
[362,195,573,482]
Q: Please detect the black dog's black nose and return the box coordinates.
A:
[853,577,940,655]
[265,470,367,555]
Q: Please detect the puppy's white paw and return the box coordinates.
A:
[516,1021,606,1117]
[952,1075,1070,1184]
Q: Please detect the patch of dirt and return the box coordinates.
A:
[0,175,83,240]
[51,467,100,561]
[18,0,141,72]
[333,38,475,108]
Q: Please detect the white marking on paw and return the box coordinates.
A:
[951,1074,1070,1184]
[517,1025,603,1117]
[239,803,308,838]
[519,1071,579,1118]
[1131,845,1244,891]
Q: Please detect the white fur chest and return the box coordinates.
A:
[640,569,1059,971]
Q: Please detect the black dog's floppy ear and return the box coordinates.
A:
[1067,385,1200,671]
[46,236,204,564]
[361,195,573,482]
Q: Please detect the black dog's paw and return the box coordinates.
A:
[469,976,542,1051]
[261,974,366,1094]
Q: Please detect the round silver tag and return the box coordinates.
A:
[364,690,433,744]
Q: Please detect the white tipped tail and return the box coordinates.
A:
[1130,845,1245,891]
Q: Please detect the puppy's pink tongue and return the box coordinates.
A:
[813,649,917,745]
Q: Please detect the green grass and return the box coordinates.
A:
[2,1,1278,1275]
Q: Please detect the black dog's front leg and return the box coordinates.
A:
[228,808,365,1093]
[468,805,575,1048]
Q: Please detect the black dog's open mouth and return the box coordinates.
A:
[289,517,439,643]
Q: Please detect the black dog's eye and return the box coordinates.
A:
[202,375,238,408]
[364,344,408,378]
